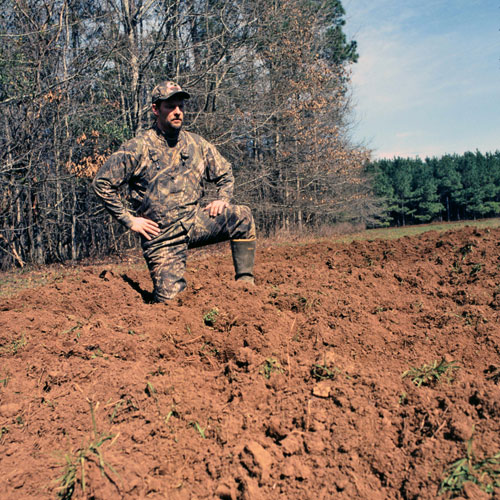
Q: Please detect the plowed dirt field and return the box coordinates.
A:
[1,226,499,499]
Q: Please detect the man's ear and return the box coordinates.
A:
[152,102,160,116]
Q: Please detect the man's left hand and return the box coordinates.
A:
[204,200,229,217]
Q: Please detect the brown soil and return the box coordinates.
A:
[1,226,499,500]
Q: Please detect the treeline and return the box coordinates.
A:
[0,0,381,270]
[367,151,500,227]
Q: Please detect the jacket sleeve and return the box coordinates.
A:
[203,141,234,202]
[92,140,141,229]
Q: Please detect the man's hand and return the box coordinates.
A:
[130,216,161,240]
[204,200,229,217]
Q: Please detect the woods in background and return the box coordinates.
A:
[0,0,378,269]
[368,151,500,227]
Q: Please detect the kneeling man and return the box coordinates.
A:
[93,81,256,302]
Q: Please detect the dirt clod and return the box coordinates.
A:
[312,381,332,398]
[239,441,273,484]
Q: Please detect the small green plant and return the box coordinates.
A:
[60,323,82,338]
[90,347,107,359]
[164,407,180,425]
[199,341,220,357]
[0,426,9,442]
[469,263,482,276]
[402,359,459,387]
[398,392,408,405]
[189,421,206,439]
[458,243,474,259]
[145,381,156,397]
[203,308,219,327]
[108,400,124,425]
[53,400,119,499]
[260,357,284,379]
[310,362,339,381]
[0,375,9,387]
[0,333,27,355]
[439,435,500,497]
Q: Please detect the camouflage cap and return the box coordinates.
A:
[151,81,191,103]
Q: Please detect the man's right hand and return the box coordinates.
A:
[130,216,161,240]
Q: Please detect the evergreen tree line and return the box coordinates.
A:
[0,0,381,270]
[367,151,500,227]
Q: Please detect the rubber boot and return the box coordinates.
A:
[230,239,256,284]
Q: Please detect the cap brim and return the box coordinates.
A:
[156,90,191,102]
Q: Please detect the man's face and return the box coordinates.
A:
[153,98,185,132]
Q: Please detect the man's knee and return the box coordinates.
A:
[228,204,256,240]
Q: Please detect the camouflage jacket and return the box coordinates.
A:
[93,125,234,229]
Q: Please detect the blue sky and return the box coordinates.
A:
[343,0,500,159]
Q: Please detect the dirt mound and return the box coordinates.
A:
[1,226,499,499]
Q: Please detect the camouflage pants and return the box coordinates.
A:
[142,204,256,302]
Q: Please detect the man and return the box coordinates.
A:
[93,81,256,302]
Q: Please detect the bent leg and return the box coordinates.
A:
[188,205,256,283]
[188,204,256,248]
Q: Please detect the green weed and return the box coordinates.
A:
[439,435,500,497]
[199,341,220,357]
[260,357,284,379]
[402,359,459,387]
[0,426,8,442]
[203,308,219,327]
[90,347,107,359]
[0,333,27,355]
[310,361,339,381]
[108,400,123,425]
[0,375,9,387]
[398,392,408,405]
[164,407,180,425]
[373,305,389,314]
[60,323,82,338]
[42,398,57,409]
[190,421,206,439]
[145,381,156,397]
[469,263,482,276]
[458,243,474,259]
[53,400,119,499]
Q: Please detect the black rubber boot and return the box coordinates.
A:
[230,239,256,284]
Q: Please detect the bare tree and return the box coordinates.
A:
[0,0,378,269]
